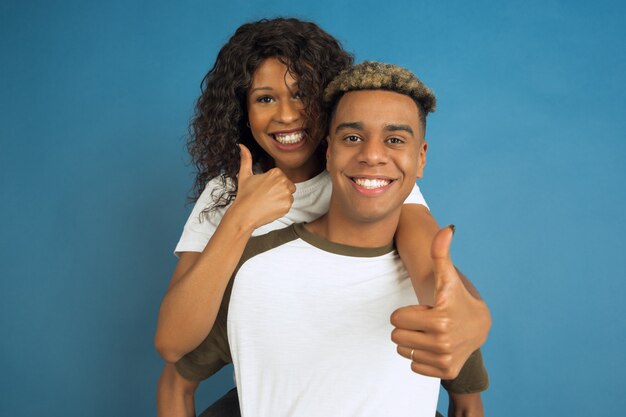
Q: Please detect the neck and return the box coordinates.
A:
[274,150,325,183]
[306,209,400,248]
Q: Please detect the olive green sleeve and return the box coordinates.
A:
[175,300,232,382]
[174,226,300,382]
[441,349,489,393]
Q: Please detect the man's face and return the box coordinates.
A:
[326,89,427,224]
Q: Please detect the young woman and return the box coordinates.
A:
[155,18,489,417]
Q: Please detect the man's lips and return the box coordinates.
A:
[349,176,395,190]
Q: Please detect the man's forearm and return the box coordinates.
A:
[448,392,484,417]
[393,206,491,379]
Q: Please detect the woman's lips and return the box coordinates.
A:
[272,130,305,145]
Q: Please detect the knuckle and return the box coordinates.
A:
[434,338,452,354]
[433,317,451,333]
[442,365,461,380]
[436,354,453,370]
[440,354,452,370]
[268,168,281,177]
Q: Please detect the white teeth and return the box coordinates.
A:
[353,178,391,189]
[274,131,304,144]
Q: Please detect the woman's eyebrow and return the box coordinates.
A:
[249,86,273,93]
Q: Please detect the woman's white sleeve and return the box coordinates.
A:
[403,182,429,209]
[173,179,229,256]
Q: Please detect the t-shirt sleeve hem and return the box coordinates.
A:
[440,349,489,393]
[441,380,490,394]
[403,183,429,209]
[174,358,226,382]
[402,201,430,210]
[173,241,209,257]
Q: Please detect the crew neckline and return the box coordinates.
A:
[293,223,395,257]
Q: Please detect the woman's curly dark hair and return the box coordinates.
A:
[188,17,354,213]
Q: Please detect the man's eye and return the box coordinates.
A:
[387,137,405,144]
[344,135,362,143]
[257,96,273,103]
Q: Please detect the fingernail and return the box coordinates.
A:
[447,224,456,235]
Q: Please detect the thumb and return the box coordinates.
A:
[237,144,254,185]
[431,224,456,305]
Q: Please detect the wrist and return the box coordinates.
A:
[223,203,257,236]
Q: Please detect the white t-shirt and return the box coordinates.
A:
[175,170,427,255]
[227,224,440,417]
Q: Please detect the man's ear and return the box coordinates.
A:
[415,141,428,179]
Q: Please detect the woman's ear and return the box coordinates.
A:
[325,136,331,171]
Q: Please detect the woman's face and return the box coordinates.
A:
[247,57,323,183]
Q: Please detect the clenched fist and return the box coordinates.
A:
[391,225,491,379]
[230,144,297,230]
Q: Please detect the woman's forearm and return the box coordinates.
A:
[157,363,199,417]
[155,207,254,362]
[155,147,297,362]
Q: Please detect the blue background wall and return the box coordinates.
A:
[2,0,625,415]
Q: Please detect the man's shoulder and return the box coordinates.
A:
[240,224,302,265]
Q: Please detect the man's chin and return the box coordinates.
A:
[347,204,401,225]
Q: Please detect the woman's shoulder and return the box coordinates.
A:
[201,175,236,197]
[174,176,235,255]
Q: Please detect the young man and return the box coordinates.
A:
[165,62,488,416]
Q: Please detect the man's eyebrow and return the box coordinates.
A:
[384,124,414,136]
[334,121,364,133]
[334,122,414,136]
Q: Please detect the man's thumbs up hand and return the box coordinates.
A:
[431,225,458,307]
[391,225,491,379]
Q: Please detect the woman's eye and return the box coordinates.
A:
[293,91,305,100]
[257,96,273,103]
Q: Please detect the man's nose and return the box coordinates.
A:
[358,139,388,166]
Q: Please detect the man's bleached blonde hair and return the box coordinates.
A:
[324,61,436,129]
